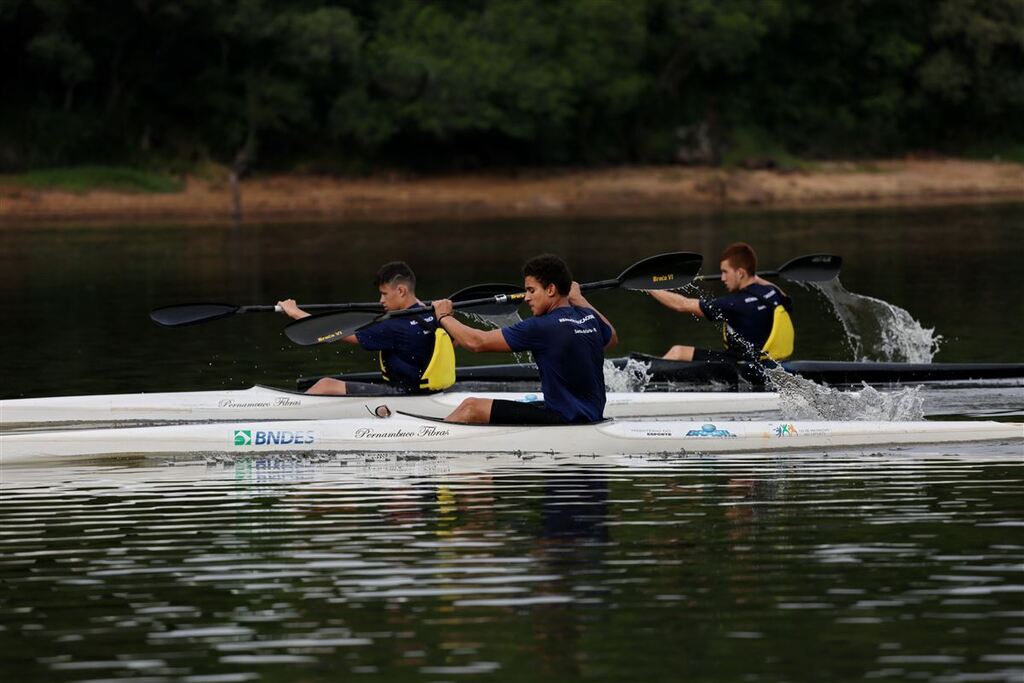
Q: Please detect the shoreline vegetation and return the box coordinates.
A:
[1,159,1022,225]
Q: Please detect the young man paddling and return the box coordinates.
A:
[648,242,794,362]
[278,262,454,395]
[432,254,617,424]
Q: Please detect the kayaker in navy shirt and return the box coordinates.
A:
[432,254,617,424]
[279,262,448,395]
[647,242,794,362]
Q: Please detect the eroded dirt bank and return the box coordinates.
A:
[1,159,1022,225]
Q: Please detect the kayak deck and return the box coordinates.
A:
[0,385,780,428]
[2,415,1020,463]
[305,356,1024,391]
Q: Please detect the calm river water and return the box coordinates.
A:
[1,203,1022,682]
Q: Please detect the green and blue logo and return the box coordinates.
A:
[233,429,315,447]
[685,423,735,438]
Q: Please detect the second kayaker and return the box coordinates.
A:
[646,242,794,362]
[278,261,455,395]
[431,254,617,424]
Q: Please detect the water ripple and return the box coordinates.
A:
[1,446,1021,682]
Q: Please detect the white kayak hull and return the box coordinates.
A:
[0,385,779,427]
[2,416,1019,463]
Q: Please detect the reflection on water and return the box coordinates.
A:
[1,204,1021,682]
[1,203,1022,399]
[2,449,1022,682]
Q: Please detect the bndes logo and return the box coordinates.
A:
[233,429,315,446]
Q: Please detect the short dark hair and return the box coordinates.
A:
[374,261,416,290]
[522,254,571,295]
[721,242,757,276]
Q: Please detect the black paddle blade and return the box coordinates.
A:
[777,254,842,282]
[284,308,384,346]
[150,303,241,327]
[450,283,523,315]
[616,252,703,290]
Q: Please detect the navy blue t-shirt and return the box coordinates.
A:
[355,306,436,388]
[501,305,612,423]
[699,283,791,354]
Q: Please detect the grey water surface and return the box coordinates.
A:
[1,203,1023,397]
[1,204,1022,682]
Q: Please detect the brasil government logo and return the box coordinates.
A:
[774,423,799,437]
[685,423,735,438]
[234,430,252,446]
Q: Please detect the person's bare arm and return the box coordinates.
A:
[646,290,704,317]
[568,282,618,349]
[433,299,511,353]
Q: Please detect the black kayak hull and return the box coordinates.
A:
[297,354,1024,391]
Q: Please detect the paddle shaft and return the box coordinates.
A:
[284,251,702,345]
[151,283,524,327]
[363,274,676,325]
[251,303,378,314]
[698,253,841,283]
[699,270,784,281]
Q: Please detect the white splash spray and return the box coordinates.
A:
[463,310,532,364]
[603,357,652,392]
[767,367,924,421]
[809,280,942,362]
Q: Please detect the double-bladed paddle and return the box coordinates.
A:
[284,251,704,346]
[150,301,381,327]
[150,283,523,328]
[697,253,842,283]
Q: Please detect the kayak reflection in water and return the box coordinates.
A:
[646,242,795,364]
[278,261,455,396]
[432,254,618,425]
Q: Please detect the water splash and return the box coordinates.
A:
[809,280,942,362]
[767,368,924,421]
[463,310,523,330]
[603,357,652,392]
[463,310,531,363]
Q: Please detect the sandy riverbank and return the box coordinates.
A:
[0,159,1021,225]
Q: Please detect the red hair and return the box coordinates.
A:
[720,242,757,276]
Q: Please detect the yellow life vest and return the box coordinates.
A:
[378,327,456,391]
[760,305,794,360]
[720,299,795,361]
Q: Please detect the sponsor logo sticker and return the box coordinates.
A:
[685,423,736,438]
[233,429,315,446]
[774,423,798,437]
[354,425,450,439]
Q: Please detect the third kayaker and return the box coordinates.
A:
[646,242,794,362]
[431,254,617,424]
[278,261,455,395]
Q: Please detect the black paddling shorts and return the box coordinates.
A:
[691,348,749,363]
[343,381,410,396]
[488,399,570,425]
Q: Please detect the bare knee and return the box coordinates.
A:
[446,397,492,423]
[663,345,695,361]
[306,378,348,395]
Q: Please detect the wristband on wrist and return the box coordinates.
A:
[438,312,454,321]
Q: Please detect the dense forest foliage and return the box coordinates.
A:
[3,0,1022,173]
